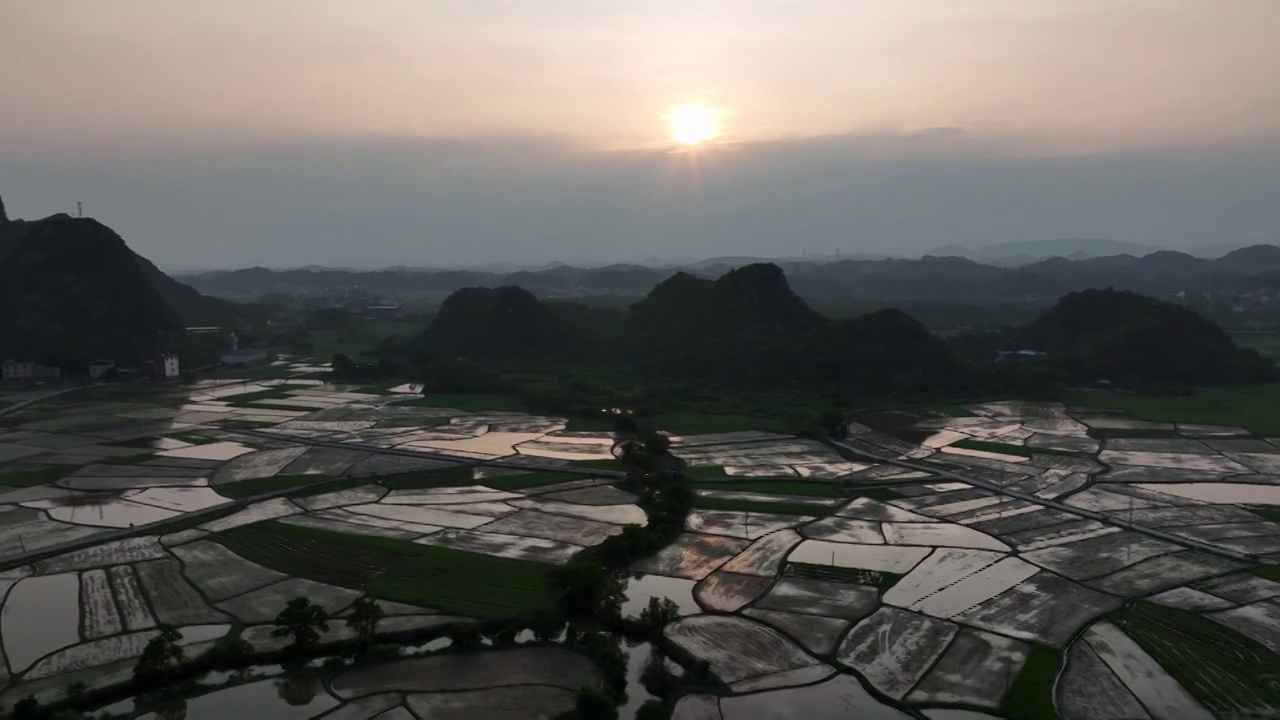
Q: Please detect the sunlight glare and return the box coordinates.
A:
[668,104,719,145]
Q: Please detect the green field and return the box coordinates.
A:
[216,473,348,500]
[1251,564,1280,582]
[950,439,1082,459]
[305,323,427,362]
[1234,333,1280,361]
[164,432,218,445]
[1063,385,1280,436]
[1111,601,1280,716]
[218,384,318,407]
[481,471,595,490]
[999,644,1062,720]
[215,419,281,430]
[0,464,80,487]
[215,521,556,618]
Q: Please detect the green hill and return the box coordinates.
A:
[422,285,578,359]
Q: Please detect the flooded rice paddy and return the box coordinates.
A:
[3,386,1280,718]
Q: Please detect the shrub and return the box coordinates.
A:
[574,686,619,720]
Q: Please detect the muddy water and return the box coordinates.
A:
[852,408,945,444]
[619,640,662,719]
[136,676,338,720]
[2,573,82,672]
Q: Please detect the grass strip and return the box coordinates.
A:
[0,464,80,487]
[692,479,847,498]
[164,432,218,445]
[482,471,592,491]
[1249,565,1280,582]
[951,439,1084,459]
[999,644,1062,720]
[693,496,834,517]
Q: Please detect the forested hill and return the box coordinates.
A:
[402,263,973,394]
[394,264,1271,393]
[1019,289,1275,386]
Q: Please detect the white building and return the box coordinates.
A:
[2,359,61,383]
[162,354,181,379]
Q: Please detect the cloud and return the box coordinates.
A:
[4,132,1278,270]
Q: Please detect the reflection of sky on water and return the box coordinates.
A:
[622,573,699,617]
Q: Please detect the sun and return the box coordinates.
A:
[668,104,719,145]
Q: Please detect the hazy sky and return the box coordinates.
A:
[2,0,1278,268]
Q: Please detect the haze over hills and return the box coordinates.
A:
[925,238,1162,266]
[179,243,1280,307]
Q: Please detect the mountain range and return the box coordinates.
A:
[179,244,1280,305]
[925,238,1160,266]
[411,261,1270,391]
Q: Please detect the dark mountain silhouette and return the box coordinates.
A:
[625,265,823,380]
[0,196,30,266]
[1019,289,1274,386]
[809,309,971,393]
[624,263,969,392]
[422,285,577,358]
[0,210,238,366]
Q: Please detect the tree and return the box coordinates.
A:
[133,625,185,685]
[553,561,624,618]
[272,597,329,654]
[12,696,41,720]
[636,700,667,720]
[817,406,847,437]
[447,623,483,650]
[276,673,320,706]
[65,682,88,706]
[331,353,359,377]
[530,609,566,641]
[574,686,619,720]
[345,596,384,647]
[151,698,188,720]
[637,597,681,638]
